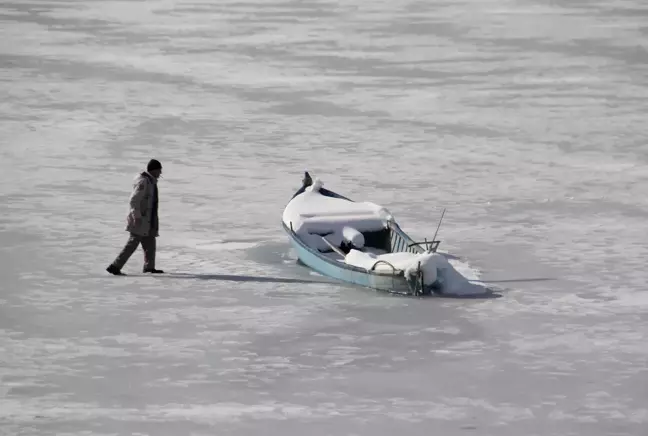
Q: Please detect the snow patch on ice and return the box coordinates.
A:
[162,237,260,251]
[436,256,489,296]
[197,241,260,251]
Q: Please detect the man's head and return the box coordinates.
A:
[147,159,162,179]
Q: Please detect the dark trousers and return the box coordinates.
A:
[112,233,156,271]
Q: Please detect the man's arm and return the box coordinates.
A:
[128,179,147,219]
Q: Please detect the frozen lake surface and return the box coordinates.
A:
[1,0,648,434]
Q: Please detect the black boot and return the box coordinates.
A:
[143,268,164,274]
[106,264,125,275]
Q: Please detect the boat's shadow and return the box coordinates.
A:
[152,272,502,299]
[146,271,555,301]
[434,289,502,300]
[151,272,333,285]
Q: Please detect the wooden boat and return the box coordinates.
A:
[281,172,448,296]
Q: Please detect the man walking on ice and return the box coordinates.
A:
[106,159,165,275]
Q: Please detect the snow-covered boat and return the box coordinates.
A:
[281,172,453,296]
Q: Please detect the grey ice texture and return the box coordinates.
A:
[1,0,647,435]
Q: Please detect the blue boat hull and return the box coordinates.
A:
[283,222,417,295]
